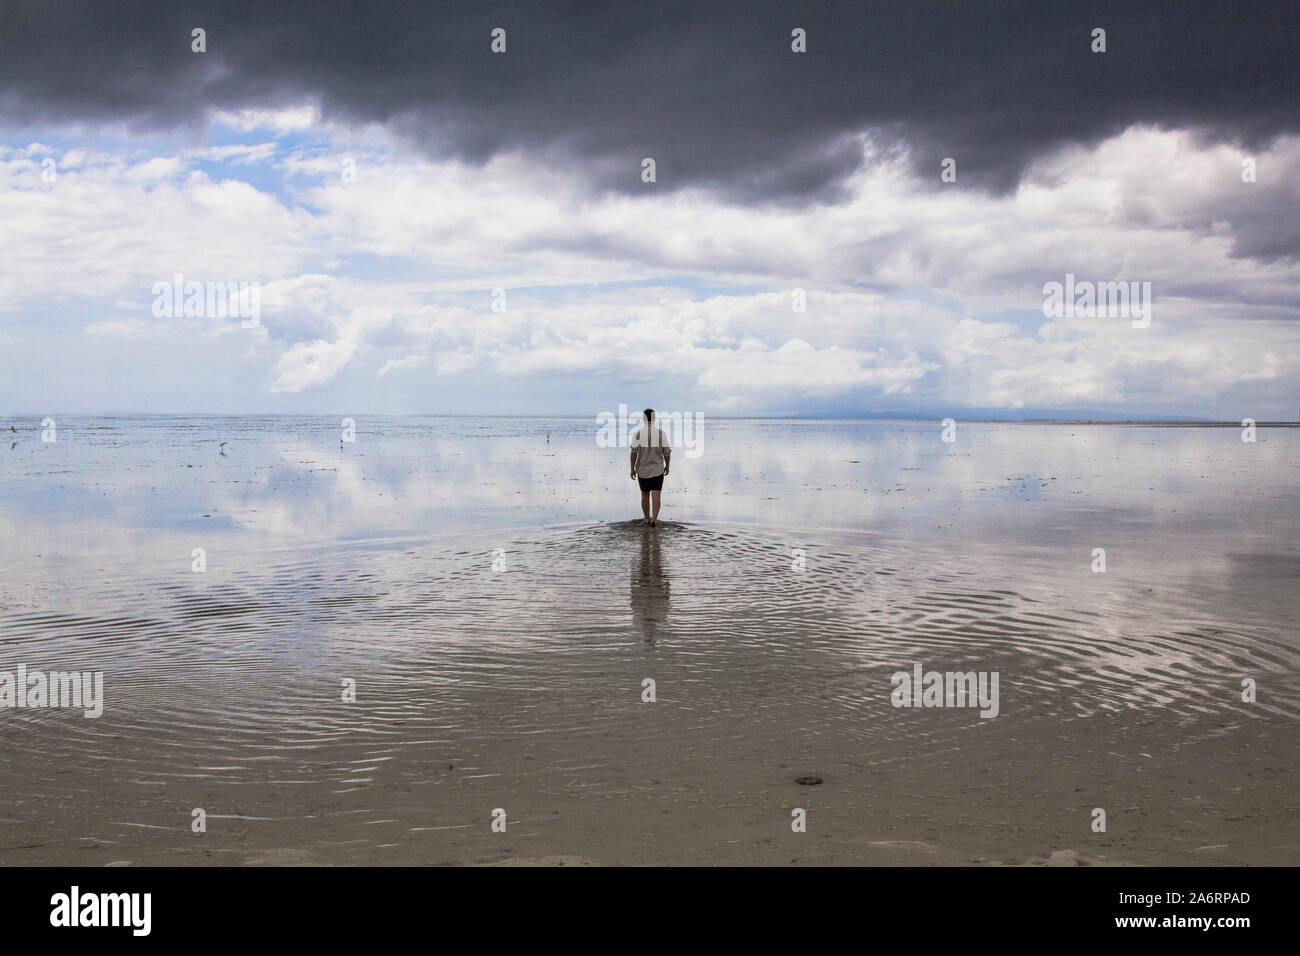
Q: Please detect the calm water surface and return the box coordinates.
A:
[1,417,1296,861]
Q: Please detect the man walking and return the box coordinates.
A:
[630,408,671,526]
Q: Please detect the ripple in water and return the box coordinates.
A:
[1,520,1295,859]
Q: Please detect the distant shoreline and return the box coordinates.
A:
[2,413,1297,427]
[1017,420,1299,427]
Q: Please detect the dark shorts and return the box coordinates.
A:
[637,474,664,492]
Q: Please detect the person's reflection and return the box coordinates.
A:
[630,527,670,644]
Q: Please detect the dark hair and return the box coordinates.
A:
[643,408,654,422]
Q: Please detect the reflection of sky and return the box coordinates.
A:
[1,417,1296,566]
[1,416,1296,731]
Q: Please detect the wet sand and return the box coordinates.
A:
[1,418,1296,865]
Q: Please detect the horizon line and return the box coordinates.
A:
[3,412,1297,426]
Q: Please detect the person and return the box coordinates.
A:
[629,408,671,526]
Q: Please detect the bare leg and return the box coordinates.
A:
[641,491,651,522]
[650,490,661,523]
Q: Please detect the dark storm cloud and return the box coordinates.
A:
[1,0,1297,201]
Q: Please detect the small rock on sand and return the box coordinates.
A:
[1047,849,1082,866]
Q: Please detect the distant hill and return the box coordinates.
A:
[778,407,1219,423]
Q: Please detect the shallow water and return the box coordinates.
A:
[1,417,1296,863]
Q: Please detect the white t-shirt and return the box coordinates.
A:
[631,425,672,478]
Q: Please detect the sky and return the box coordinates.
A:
[0,0,1297,419]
